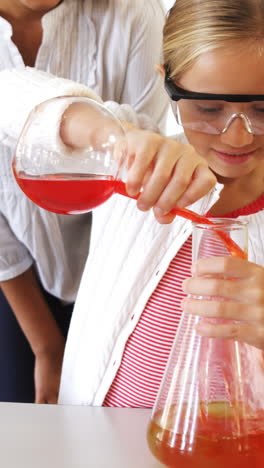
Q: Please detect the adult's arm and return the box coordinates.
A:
[0,66,162,150]
[1,266,65,403]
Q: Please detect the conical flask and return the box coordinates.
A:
[147,219,264,468]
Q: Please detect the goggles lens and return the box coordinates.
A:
[171,100,264,135]
[165,66,264,135]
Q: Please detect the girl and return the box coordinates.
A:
[58,0,264,405]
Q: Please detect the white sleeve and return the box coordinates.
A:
[0,67,103,148]
[0,211,33,281]
[0,66,164,155]
[103,101,161,133]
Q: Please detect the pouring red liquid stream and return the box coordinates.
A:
[13,171,246,260]
[115,180,246,260]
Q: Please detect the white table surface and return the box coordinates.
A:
[0,403,165,468]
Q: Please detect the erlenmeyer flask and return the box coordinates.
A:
[147,219,264,468]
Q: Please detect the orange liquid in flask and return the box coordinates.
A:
[147,402,264,468]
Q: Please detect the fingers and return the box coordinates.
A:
[35,394,46,404]
[183,276,249,301]
[123,128,215,215]
[183,275,264,304]
[35,391,58,404]
[143,142,201,212]
[192,256,262,279]
[182,258,264,350]
[195,320,264,350]
[125,131,165,197]
[113,136,129,168]
[184,257,264,303]
[182,297,263,322]
[152,208,177,224]
[46,394,58,404]
[175,165,217,209]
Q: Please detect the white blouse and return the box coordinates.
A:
[0,0,168,302]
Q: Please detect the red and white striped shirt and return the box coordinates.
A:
[104,195,264,407]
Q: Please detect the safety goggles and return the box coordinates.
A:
[164,65,264,135]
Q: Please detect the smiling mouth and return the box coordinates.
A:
[211,148,257,166]
[213,149,256,157]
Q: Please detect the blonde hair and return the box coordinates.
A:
[163,0,264,81]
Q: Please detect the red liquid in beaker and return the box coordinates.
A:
[14,172,116,214]
[147,402,264,468]
[13,170,247,259]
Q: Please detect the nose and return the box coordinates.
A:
[220,115,254,147]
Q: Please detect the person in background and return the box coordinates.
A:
[0,0,168,403]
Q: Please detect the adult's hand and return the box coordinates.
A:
[34,344,65,404]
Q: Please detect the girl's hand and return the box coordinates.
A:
[61,106,216,223]
[182,257,264,350]
[123,128,216,223]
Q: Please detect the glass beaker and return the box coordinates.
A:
[12,96,127,214]
[147,219,264,468]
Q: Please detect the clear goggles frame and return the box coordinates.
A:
[171,100,264,136]
[164,66,264,136]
